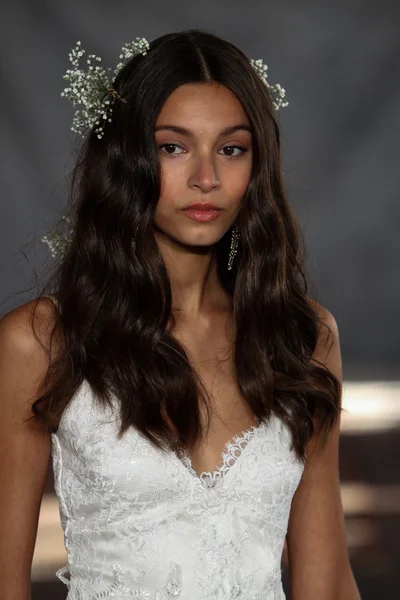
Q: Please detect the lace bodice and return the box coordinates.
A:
[47,287,304,600]
[51,377,304,600]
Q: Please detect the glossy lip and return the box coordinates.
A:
[181,202,221,211]
[181,209,222,222]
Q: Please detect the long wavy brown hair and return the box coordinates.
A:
[28,28,341,463]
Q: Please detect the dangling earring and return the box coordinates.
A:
[132,223,240,268]
[227,222,240,271]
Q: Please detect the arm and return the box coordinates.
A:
[286,304,361,600]
[0,299,57,599]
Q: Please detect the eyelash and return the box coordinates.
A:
[158,143,249,159]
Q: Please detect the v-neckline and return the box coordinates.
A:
[176,416,264,489]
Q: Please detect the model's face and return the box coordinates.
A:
[153,82,253,249]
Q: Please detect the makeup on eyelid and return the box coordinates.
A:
[158,143,249,158]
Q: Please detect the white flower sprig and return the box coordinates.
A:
[114,39,149,74]
[61,38,150,139]
[47,39,290,259]
[60,40,287,141]
[250,59,289,110]
[41,215,73,259]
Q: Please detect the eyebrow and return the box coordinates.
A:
[154,124,252,137]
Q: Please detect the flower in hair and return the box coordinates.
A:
[61,38,150,139]
[45,39,290,260]
[41,215,73,258]
[250,59,289,110]
[60,39,288,141]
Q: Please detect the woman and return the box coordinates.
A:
[0,29,360,599]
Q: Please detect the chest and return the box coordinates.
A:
[169,318,259,477]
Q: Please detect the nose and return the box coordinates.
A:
[188,153,221,193]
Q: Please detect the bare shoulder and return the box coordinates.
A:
[0,296,60,349]
[305,295,338,327]
[305,296,339,354]
[0,297,62,414]
[286,301,360,599]
[0,297,59,589]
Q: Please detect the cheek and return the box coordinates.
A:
[154,174,180,227]
[158,166,183,202]
[225,166,252,199]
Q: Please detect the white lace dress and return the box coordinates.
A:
[47,291,304,600]
[50,376,304,600]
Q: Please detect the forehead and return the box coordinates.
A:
[156,82,250,127]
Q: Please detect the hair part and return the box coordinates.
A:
[29,28,341,464]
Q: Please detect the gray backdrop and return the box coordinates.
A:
[2,0,400,380]
[1,3,400,598]
[2,1,399,379]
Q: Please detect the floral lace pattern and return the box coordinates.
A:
[179,418,261,489]
[50,375,304,599]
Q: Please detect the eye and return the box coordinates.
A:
[220,145,249,158]
[158,143,249,159]
[158,143,185,157]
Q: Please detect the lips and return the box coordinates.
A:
[182,203,221,211]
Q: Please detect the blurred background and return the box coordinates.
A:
[1,1,399,598]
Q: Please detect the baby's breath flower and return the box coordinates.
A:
[114,38,150,75]
[250,58,289,109]
[61,38,149,138]
[50,38,289,259]
[41,216,73,259]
